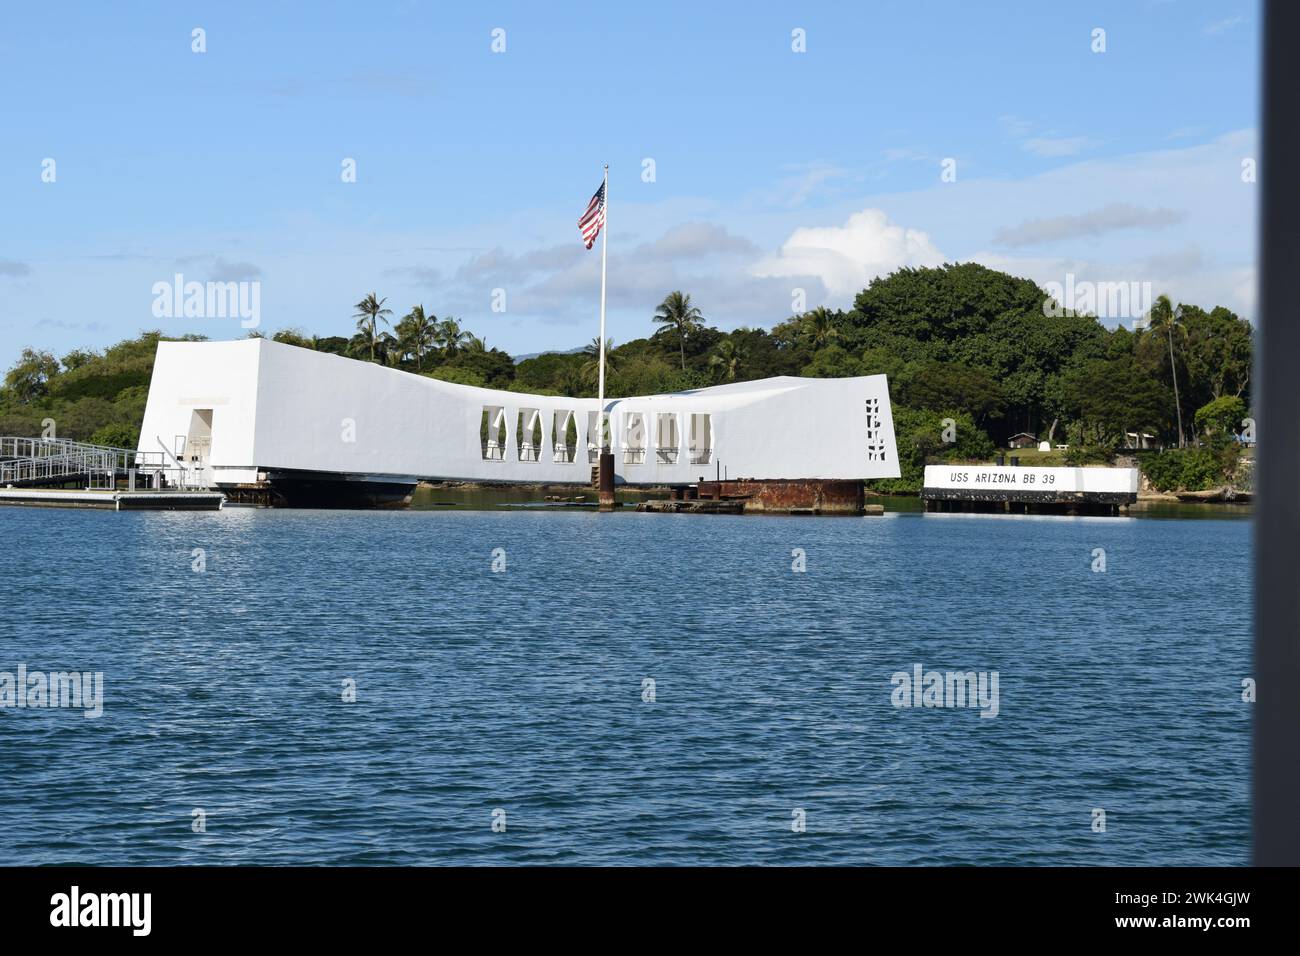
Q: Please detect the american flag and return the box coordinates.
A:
[578,182,606,249]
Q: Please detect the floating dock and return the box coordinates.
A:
[921,464,1139,516]
[0,488,225,511]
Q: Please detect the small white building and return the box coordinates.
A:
[138,338,901,505]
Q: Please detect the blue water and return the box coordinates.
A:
[0,506,1251,865]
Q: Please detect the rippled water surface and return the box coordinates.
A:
[0,505,1251,865]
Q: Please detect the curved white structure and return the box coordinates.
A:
[138,338,900,501]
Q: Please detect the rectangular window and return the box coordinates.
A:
[623,412,646,464]
[553,410,577,463]
[481,406,506,461]
[656,413,679,464]
[517,407,541,462]
[689,413,712,465]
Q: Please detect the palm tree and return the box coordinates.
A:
[352,293,393,362]
[802,307,839,349]
[1147,294,1186,447]
[397,305,437,370]
[709,338,748,382]
[374,330,400,366]
[582,337,617,388]
[346,331,372,360]
[653,290,704,370]
[435,316,471,357]
[462,334,488,353]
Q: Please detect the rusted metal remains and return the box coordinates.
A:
[652,478,864,515]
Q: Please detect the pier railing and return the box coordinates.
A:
[0,436,205,491]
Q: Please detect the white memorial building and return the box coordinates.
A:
[137,338,901,505]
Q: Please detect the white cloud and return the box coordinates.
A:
[822,129,1258,320]
[173,254,263,281]
[757,163,857,208]
[1204,16,1246,36]
[752,208,944,303]
[1022,135,1098,158]
[1000,114,1099,158]
[423,221,818,333]
[8,131,1256,359]
[637,222,760,262]
[994,203,1185,247]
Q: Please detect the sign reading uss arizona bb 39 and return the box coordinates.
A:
[922,465,1139,495]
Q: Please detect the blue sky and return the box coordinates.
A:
[1,1,1259,361]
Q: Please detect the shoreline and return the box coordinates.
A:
[408,483,1250,518]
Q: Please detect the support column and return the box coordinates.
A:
[598,451,615,511]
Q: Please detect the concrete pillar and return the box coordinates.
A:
[598,451,615,511]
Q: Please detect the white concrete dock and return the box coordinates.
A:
[0,488,225,511]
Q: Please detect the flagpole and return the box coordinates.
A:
[597,163,609,453]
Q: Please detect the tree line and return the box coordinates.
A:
[0,263,1253,492]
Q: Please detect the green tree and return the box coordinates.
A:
[352,293,393,362]
[900,360,1005,428]
[1146,294,1186,447]
[1194,395,1247,440]
[89,422,138,448]
[374,330,400,366]
[801,344,861,378]
[612,354,698,396]
[425,365,487,387]
[582,338,618,389]
[842,263,1105,442]
[313,335,351,356]
[435,316,471,357]
[3,348,60,402]
[60,349,96,371]
[652,290,704,370]
[858,346,907,382]
[271,328,315,349]
[443,344,515,388]
[709,338,748,382]
[515,352,587,393]
[848,262,1046,345]
[1061,354,1169,448]
[796,307,841,349]
[1140,446,1235,492]
[1176,305,1253,416]
[396,305,437,370]
[346,332,372,360]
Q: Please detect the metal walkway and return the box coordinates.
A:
[0,437,207,491]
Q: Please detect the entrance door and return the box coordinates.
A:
[186,409,213,486]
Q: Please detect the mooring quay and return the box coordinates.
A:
[1,437,224,511]
[0,488,224,511]
[921,463,1140,516]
